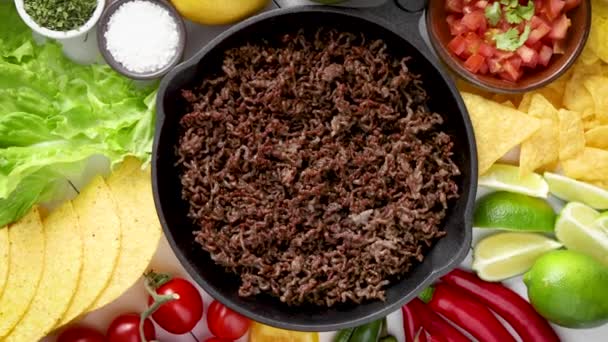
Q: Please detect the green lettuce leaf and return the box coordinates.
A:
[0,2,158,227]
[0,168,73,227]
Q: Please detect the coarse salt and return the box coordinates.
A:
[105,0,179,74]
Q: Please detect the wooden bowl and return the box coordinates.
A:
[426,0,591,93]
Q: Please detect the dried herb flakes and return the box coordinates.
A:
[24,0,97,32]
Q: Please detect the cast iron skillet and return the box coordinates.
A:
[153,5,477,332]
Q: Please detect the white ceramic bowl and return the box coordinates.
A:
[14,0,106,40]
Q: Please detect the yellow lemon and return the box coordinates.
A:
[170,0,270,25]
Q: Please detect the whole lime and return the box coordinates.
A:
[473,191,556,232]
[524,250,608,328]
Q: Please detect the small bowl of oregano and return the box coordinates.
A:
[14,0,106,40]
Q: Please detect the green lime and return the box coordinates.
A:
[474,191,556,232]
[545,172,608,209]
[479,164,549,198]
[555,202,608,266]
[472,232,562,281]
[524,250,608,328]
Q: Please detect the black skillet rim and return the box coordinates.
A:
[152,5,478,331]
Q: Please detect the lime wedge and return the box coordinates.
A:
[545,172,608,209]
[555,202,608,266]
[593,211,608,235]
[474,191,556,232]
[473,232,562,281]
[479,164,549,198]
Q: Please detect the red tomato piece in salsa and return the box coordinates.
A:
[444,0,579,82]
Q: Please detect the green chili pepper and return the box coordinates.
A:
[333,327,355,342]
[379,336,398,342]
[349,319,383,342]
[380,317,388,337]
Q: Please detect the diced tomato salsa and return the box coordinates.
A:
[445,0,580,82]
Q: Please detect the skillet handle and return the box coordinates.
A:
[394,0,426,13]
[367,0,435,59]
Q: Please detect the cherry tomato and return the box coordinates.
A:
[147,277,203,334]
[207,300,251,339]
[204,338,233,342]
[57,326,107,342]
[106,313,155,342]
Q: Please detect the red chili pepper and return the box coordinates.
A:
[402,303,426,342]
[442,269,560,342]
[424,283,516,342]
[428,335,447,342]
[414,329,446,342]
[406,298,469,342]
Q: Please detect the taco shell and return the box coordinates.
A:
[90,157,161,310]
[0,228,8,298]
[0,207,45,338]
[6,202,83,341]
[58,176,121,326]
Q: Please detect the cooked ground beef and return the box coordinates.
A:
[176,29,460,307]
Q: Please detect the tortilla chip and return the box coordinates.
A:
[455,80,523,107]
[519,76,568,114]
[562,147,608,181]
[526,93,558,122]
[597,0,608,16]
[456,79,493,98]
[557,109,585,160]
[589,11,608,63]
[591,0,608,61]
[501,101,516,109]
[584,76,608,124]
[90,157,161,310]
[520,94,559,175]
[585,125,608,149]
[539,88,565,109]
[581,110,596,120]
[579,44,600,66]
[462,92,541,174]
[491,94,523,107]
[563,73,596,118]
[0,228,8,299]
[0,208,45,338]
[518,92,533,113]
[583,116,601,131]
[58,176,121,326]
[6,202,83,341]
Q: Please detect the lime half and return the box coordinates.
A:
[479,164,549,198]
[545,172,608,209]
[473,232,562,281]
[555,202,608,266]
[474,191,556,232]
